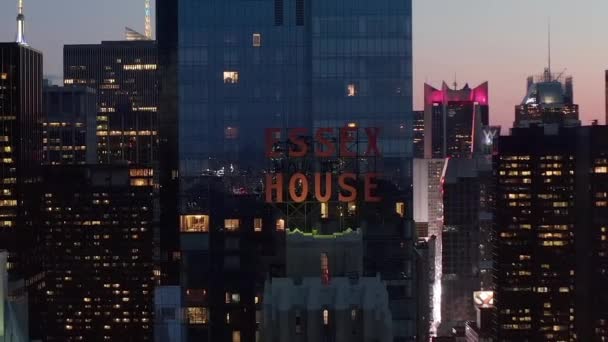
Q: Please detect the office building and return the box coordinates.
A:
[43,85,97,165]
[494,125,608,341]
[415,237,436,342]
[157,0,415,341]
[0,41,42,277]
[605,70,608,125]
[38,165,154,341]
[514,68,579,128]
[413,158,446,239]
[439,156,493,335]
[423,82,489,159]
[63,40,158,165]
[413,110,424,159]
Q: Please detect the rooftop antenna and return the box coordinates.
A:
[546,18,552,82]
[144,0,152,39]
[453,73,458,89]
[15,0,27,45]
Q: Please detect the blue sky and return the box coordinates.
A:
[1,0,607,128]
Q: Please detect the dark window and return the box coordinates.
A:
[274,0,283,26]
[296,0,304,26]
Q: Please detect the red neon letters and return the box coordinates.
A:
[264,127,382,203]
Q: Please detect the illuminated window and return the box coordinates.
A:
[321,252,329,283]
[224,71,239,84]
[180,215,209,233]
[226,313,230,324]
[131,178,153,186]
[130,168,153,177]
[187,307,208,324]
[323,309,329,325]
[225,292,241,304]
[321,202,329,219]
[348,202,356,215]
[252,33,261,47]
[0,200,17,207]
[225,126,239,139]
[232,331,241,342]
[254,218,263,232]
[347,83,357,97]
[595,166,608,174]
[224,219,240,231]
[396,202,405,218]
[276,219,285,231]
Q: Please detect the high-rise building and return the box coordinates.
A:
[439,156,493,335]
[43,85,97,165]
[605,70,608,125]
[413,110,424,159]
[157,0,415,341]
[63,41,158,165]
[494,125,608,341]
[0,42,42,277]
[38,165,154,341]
[423,82,489,159]
[514,69,579,128]
[415,237,436,342]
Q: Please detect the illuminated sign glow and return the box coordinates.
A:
[264,127,382,204]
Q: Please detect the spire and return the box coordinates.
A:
[548,18,551,76]
[16,0,27,45]
[144,0,152,39]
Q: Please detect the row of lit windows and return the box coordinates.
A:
[96,130,156,136]
[123,64,157,70]
[180,215,285,233]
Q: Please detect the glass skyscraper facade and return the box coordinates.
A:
[158,0,414,340]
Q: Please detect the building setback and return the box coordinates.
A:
[494,125,608,341]
[514,69,579,128]
[43,85,97,165]
[63,41,158,165]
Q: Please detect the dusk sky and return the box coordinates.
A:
[1,0,607,129]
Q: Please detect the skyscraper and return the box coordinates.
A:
[514,69,579,128]
[38,165,155,341]
[43,85,97,165]
[157,0,414,340]
[439,156,493,335]
[63,41,158,165]
[423,82,489,159]
[0,42,42,277]
[494,125,608,341]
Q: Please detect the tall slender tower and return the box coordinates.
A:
[16,0,27,45]
[144,0,152,39]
